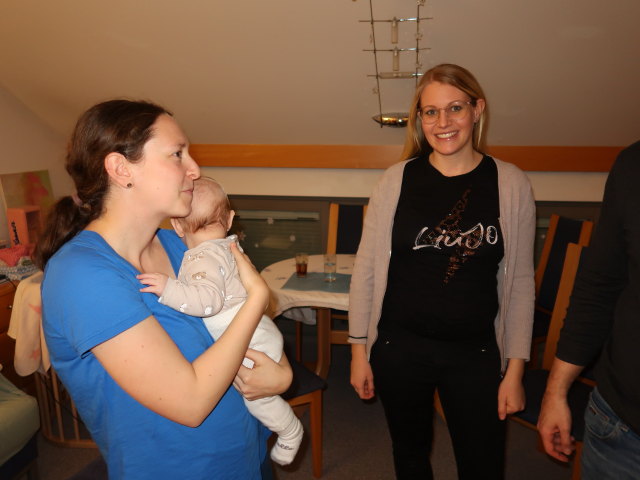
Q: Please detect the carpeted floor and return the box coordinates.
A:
[33,318,575,480]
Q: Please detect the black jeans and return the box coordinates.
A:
[370,328,505,480]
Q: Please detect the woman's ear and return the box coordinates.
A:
[473,99,486,123]
[104,152,132,189]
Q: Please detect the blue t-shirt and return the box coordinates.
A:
[42,229,269,479]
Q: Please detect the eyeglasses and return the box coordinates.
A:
[418,101,473,125]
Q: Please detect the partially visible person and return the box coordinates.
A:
[35,99,292,479]
[138,176,303,466]
[349,63,536,480]
[538,140,640,479]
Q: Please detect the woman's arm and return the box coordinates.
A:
[351,343,375,399]
[92,243,277,427]
[349,168,392,345]
[503,167,537,362]
[349,169,396,398]
[497,358,525,419]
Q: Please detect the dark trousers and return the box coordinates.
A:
[370,328,506,480]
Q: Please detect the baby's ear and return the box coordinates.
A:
[170,217,185,238]
[227,210,236,231]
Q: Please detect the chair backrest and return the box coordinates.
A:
[541,243,585,370]
[35,369,97,448]
[535,214,593,313]
[326,203,367,255]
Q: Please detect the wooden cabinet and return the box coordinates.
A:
[6,206,42,248]
[0,281,34,392]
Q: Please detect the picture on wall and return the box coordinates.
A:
[0,169,55,212]
[0,170,54,248]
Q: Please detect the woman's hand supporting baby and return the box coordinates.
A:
[229,242,269,310]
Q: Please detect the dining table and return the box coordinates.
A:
[260,253,355,379]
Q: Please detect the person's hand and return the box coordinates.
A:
[137,272,169,296]
[350,345,375,399]
[230,242,269,309]
[537,392,575,462]
[497,373,525,420]
[233,349,292,401]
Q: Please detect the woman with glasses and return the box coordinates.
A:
[349,64,535,479]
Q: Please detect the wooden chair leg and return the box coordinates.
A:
[434,390,445,421]
[310,391,323,478]
[572,441,583,480]
[529,337,545,369]
[295,321,302,362]
[27,462,40,480]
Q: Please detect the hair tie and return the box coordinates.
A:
[71,192,83,207]
[71,192,91,212]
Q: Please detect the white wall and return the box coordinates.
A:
[202,166,608,203]
[0,85,69,244]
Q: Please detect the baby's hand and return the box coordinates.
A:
[137,273,169,296]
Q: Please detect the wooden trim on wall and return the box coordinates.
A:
[191,144,623,172]
[190,144,400,170]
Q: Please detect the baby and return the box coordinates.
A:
[137,176,303,466]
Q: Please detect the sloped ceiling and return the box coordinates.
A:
[1,0,638,146]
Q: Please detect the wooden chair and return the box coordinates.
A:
[293,203,367,363]
[35,369,97,448]
[531,214,593,368]
[511,243,593,480]
[326,203,367,257]
[281,357,327,478]
[326,203,366,344]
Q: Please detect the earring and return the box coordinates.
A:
[126,183,133,188]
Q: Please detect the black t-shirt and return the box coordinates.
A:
[379,154,504,340]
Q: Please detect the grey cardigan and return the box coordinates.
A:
[348,157,536,372]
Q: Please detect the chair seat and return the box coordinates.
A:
[281,358,327,401]
[514,369,594,441]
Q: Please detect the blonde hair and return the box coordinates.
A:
[401,63,488,161]
[174,176,231,234]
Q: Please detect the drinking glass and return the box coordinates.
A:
[295,253,308,277]
[324,253,337,282]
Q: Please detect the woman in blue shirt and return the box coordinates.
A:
[35,100,291,479]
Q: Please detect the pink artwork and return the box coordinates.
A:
[0,170,54,213]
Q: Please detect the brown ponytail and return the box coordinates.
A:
[34,99,171,269]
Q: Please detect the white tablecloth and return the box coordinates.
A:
[260,254,355,324]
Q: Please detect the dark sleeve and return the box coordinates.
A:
[556,148,634,366]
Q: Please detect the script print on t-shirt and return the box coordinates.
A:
[412,188,499,284]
